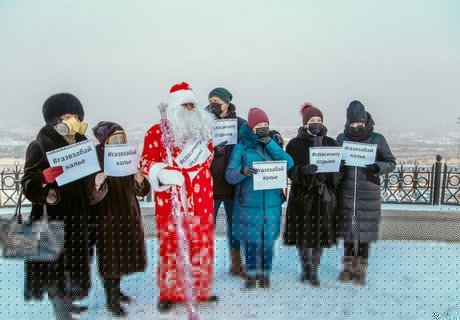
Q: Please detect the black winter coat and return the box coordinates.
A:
[210,110,246,200]
[21,125,106,300]
[92,145,150,277]
[284,128,340,248]
[336,132,396,243]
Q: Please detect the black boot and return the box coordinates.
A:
[103,278,127,317]
[51,297,75,320]
[71,302,88,314]
[158,300,173,312]
[258,275,270,289]
[298,246,312,283]
[300,265,311,283]
[119,290,132,303]
[309,265,320,287]
[206,295,219,302]
[245,276,257,290]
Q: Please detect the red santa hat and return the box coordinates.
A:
[168,82,198,107]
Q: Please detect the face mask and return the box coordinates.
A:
[55,117,88,136]
[208,103,222,115]
[349,124,365,134]
[307,123,323,135]
[106,130,127,145]
[255,127,270,137]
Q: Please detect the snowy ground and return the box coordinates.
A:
[1,238,459,320]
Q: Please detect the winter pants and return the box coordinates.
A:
[244,241,274,277]
[344,242,370,258]
[213,199,241,250]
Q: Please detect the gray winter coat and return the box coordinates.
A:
[336,132,396,243]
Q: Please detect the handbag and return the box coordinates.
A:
[0,191,65,262]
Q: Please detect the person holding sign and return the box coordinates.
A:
[91,121,150,316]
[141,82,218,312]
[336,100,396,285]
[21,93,108,320]
[225,108,294,290]
[284,103,340,287]
[206,87,247,277]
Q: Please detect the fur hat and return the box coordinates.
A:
[92,121,124,144]
[42,93,84,124]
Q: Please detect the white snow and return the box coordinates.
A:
[0,238,459,320]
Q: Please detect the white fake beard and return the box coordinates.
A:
[168,105,214,147]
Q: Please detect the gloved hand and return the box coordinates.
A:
[42,166,64,184]
[301,164,318,176]
[241,166,257,177]
[214,141,227,155]
[158,169,185,186]
[365,163,379,174]
[257,136,271,146]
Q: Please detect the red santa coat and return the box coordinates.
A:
[141,123,214,302]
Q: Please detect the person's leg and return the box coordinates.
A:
[103,276,126,316]
[259,241,275,288]
[244,242,259,289]
[310,248,323,287]
[339,242,355,282]
[298,244,312,282]
[224,200,245,277]
[213,199,223,225]
[50,296,73,320]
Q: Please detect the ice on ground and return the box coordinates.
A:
[0,238,459,320]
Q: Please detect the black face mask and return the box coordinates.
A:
[255,127,270,137]
[208,103,222,116]
[306,123,323,135]
[350,124,365,134]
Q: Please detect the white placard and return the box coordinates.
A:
[46,140,100,186]
[103,144,140,177]
[212,118,238,147]
[309,147,343,173]
[175,138,211,168]
[252,160,287,191]
[342,141,377,167]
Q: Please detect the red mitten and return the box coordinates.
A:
[42,166,64,184]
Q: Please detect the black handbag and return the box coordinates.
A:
[0,191,64,262]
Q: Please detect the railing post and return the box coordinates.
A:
[432,154,442,205]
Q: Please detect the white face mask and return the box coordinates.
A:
[55,116,88,136]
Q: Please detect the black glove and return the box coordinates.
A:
[241,166,257,177]
[301,164,318,175]
[214,141,227,155]
[365,163,379,174]
[257,136,271,146]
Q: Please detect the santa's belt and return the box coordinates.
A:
[165,161,208,213]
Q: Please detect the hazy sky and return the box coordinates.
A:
[1,0,459,135]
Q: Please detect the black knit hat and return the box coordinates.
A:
[42,93,84,124]
[346,100,368,124]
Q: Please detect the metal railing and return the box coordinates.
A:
[1,156,459,208]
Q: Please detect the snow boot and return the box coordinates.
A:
[119,290,132,303]
[71,302,88,314]
[245,276,257,290]
[309,264,320,287]
[103,278,127,317]
[354,257,368,285]
[157,300,173,312]
[338,256,354,282]
[258,275,270,289]
[230,249,246,277]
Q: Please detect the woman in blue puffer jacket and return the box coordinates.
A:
[225,107,294,290]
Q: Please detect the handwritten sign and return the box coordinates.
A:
[309,147,343,173]
[103,144,139,177]
[46,140,100,186]
[252,160,287,190]
[175,138,211,169]
[212,118,238,147]
[342,141,377,167]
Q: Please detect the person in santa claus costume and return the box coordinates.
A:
[141,82,218,312]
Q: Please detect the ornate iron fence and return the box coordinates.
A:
[1,156,459,208]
